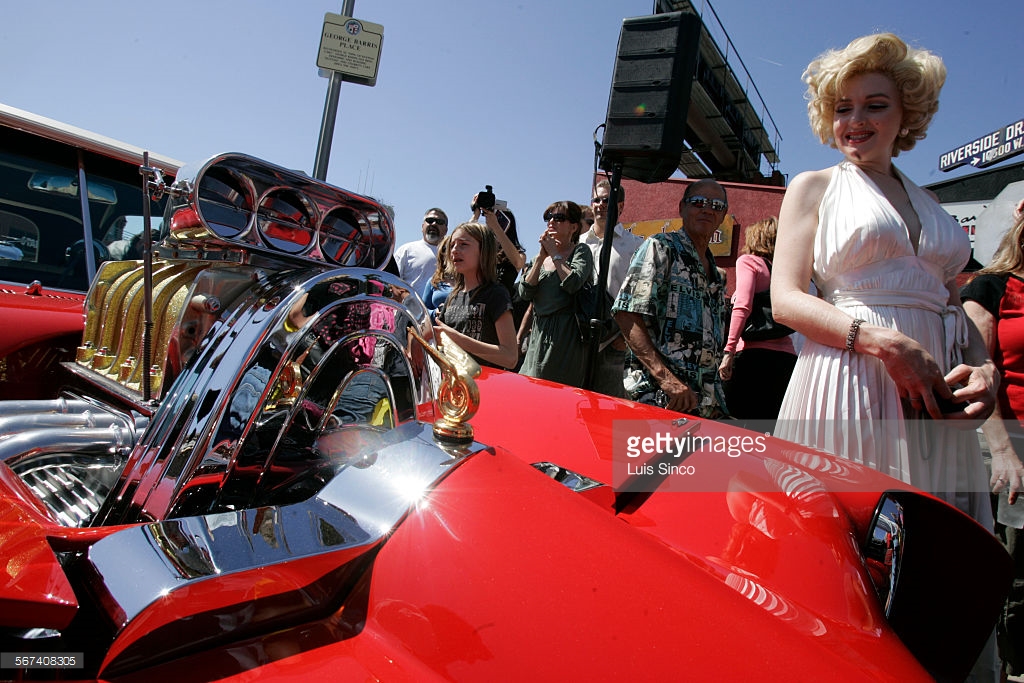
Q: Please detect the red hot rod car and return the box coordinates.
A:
[0,152,1012,682]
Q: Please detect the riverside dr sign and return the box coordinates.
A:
[317,15,383,86]
[940,117,1024,172]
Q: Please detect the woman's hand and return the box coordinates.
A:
[481,207,526,271]
[869,327,957,419]
[875,329,944,391]
[539,230,559,259]
[433,316,452,337]
[941,361,997,424]
[991,447,1024,505]
[718,351,734,381]
[875,329,996,422]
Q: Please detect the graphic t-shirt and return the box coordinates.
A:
[439,282,512,368]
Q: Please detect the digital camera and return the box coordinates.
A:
[473,185,496,211]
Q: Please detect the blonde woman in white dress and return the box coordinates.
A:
[772,33,997,526]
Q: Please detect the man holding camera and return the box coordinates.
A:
[394,208,449,294]
[581,179,643,398]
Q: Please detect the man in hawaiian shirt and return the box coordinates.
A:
[612,179,729,418]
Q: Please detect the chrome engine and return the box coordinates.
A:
[0,153,479,527]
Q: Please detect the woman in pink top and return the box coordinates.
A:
[718,217,796,421]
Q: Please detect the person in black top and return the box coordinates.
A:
[434,221,518,369]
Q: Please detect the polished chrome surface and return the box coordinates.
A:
[864,494,905,617]
[67,154,397,405]
[76,257,263,401]
[14,450,128,527]
[91,267,440,525]
[164,153,393,269]
[3,152,486,544]
[85,421,484,676]
[0,398,141,526]
[533,462,604,492]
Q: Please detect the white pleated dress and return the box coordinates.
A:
[776,161,992,525]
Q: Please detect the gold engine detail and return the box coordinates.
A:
[76,258,258,400]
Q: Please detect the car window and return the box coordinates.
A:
[0,132,169,291]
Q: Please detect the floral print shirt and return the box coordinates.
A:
[612,230,728,417]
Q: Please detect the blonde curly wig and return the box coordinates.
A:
[804,33,946,156]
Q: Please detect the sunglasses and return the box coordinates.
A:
[592,196,610,206]
[683,196,728,212]
[424,216,447,225]
[543,212,569,222]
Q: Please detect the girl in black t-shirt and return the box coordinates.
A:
[434,222,518,369]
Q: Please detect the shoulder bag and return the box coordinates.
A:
[741,257,794,341]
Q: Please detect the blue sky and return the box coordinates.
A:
[1,0,1020,251]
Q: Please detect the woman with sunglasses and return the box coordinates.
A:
[518,201,594,387]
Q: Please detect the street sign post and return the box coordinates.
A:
[312,4,385,182]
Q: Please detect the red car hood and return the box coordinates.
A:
[168,439,925,682]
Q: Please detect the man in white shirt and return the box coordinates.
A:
[581,179,643,398]
[394,208,449,295]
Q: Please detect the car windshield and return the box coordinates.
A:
[0,131,170,291]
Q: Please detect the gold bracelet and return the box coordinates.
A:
[846,318,865,351]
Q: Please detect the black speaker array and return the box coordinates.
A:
[600,12,701,184]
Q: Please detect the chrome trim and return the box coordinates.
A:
[0,426,132,463]
[14,449,129,527]
[0,398,142,527]
[94,268,437,525]
[255,185,317,255]
[0,397,105,420]
[533,462,605,493]
[165,153,393,269]
[85,421,485,677]
[864,494,905,617]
